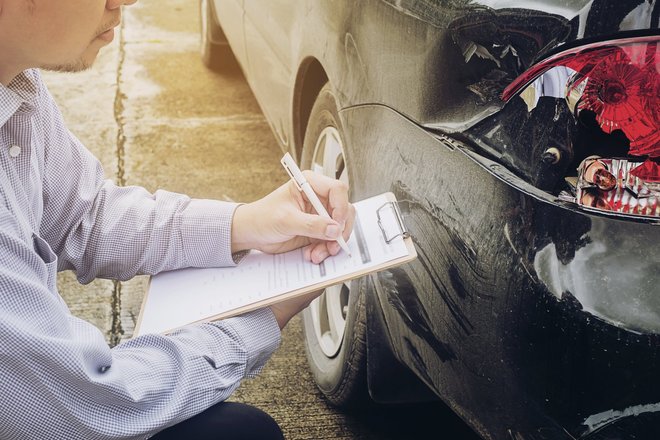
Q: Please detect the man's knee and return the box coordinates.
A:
[152,401,284,440]
[220,402,284,439]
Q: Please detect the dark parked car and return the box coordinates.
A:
[200,1,660,438]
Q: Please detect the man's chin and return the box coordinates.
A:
[41,47,101,74]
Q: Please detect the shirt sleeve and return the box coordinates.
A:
[35,76,237,283]
[0,210,281,439]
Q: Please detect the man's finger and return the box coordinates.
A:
[307,241,337,264]
[303,171,351,221]
[302,170,344,196]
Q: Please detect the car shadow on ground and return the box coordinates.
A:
[342,401,482,440]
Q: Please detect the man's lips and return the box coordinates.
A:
[97,28,115,42]
[97,21,120,42]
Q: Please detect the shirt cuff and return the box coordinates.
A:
[179,199,240,267]
[214,308,282,377]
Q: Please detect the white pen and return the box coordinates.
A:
[281,152,352,257]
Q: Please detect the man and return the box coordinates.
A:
[0,0,354,439]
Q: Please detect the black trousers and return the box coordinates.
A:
[151,402,284,440]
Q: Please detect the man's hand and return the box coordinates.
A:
[231,171,355,264]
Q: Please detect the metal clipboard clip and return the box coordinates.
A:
[376,201,410,244]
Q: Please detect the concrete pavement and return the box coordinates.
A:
[44,1,478,439]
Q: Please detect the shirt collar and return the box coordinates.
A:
[0,70,39,127]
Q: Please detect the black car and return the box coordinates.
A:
[200,1,660,438]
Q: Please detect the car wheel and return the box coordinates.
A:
[301,83,370,408]
[199,0,234,72]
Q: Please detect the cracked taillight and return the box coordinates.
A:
[503,36,660,218]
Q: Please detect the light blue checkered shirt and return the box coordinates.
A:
[0,70,281,439]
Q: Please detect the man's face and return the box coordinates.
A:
[0,0,136,83]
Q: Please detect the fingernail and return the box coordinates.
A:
[325,224,340,239]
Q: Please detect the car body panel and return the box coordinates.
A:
[215,0,657,138]
[212,0,246,62]
[341,103,660,439]
[242,0,297,146]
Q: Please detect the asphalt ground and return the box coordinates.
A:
[44,1,481,439]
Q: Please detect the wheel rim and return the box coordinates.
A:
[308,126,351,358]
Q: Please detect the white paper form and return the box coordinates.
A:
[136,192,413,336]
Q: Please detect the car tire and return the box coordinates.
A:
[199,0,235,72]
[300,83,370,408]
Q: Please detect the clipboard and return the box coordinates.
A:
[134,192,417,336]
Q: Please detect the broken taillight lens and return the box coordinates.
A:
[502,36,659,158]
[503,36,660,218]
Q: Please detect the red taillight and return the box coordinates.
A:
[502,36,659,158]
[630,158,660,182]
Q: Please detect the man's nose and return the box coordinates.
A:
[107,0,138,10]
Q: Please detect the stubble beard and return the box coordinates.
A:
[42,58,93,74]
[41,42,100,74]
